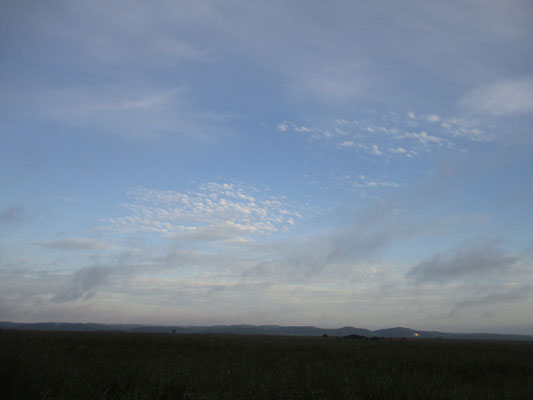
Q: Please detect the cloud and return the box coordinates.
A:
[3,83,234,141]
[294,125,312,133]
[107,183,299,242]
[370,144,383,155]
[401,111,489,142]
[4,0,533,117]
[334,174,402,192]
[242,201,433,283]
[439,118,490,141]
[281,108,488,164]
[339,141,358,148]
[408,241,519,283]
[2,1,210,68]
[52,266,114,302]
[32,238,111,250]
[403,131,444,146]
[35,86,222,140]
[289,63,370,103]
[49,246,233,303]
[460,78,533,116]
[389,147,407,154]
[275,121,317,135]
[2,1,532,331]
[276,123,288,131]
[0,206,27,226]
[425,114,441,123]
[452,284,531,312]
[242,228,393,283]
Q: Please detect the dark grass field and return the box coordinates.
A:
[1,330,532,399]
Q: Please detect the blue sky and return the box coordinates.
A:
[1,0,533,333]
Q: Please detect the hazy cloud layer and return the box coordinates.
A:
[1,1,532,333]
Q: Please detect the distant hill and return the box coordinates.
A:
[1,321,531,341]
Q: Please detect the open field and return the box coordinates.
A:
[1,330,532,399]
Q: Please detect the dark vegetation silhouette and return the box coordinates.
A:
[1,329,532,399]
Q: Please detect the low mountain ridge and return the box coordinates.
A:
[1,321,531,341]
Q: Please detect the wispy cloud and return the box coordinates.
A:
[408,241,519,284]
[288,63,370,103]
[32,238,111,251]
[51,247,209,302]
[35,86,226,140]
[331,173,403,197]
[3,1,211,67]
[460,78,533,116]
[0,206,27,226]
[52,266,114,302]
[451,284,531,315]
[242,201,441,284]
[241,229,393,284]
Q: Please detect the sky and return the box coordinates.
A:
[1,0,533,334]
